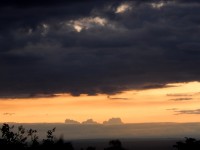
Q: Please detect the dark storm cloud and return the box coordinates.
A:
[1,0,200,98]
[141,84,175,90]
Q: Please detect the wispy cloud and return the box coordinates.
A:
[3,113,15,116]
[170,98,193,101]
[174,109,200,115]
[166,108,178,111]
[167,93,193,97]
[107,96,129,100]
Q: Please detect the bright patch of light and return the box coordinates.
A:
[116,3,132,14]
[68,17,108,32]
[74,25,82,32]
[151,2,165,9]
[42,24,48,29]
[92,17,107,26]
[41,23,49,36]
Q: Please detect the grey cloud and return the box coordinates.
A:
[1,0,200,98]
[141,84,176,90]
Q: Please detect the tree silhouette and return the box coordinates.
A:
[4,123,200,150]
[1,124,15,143]
[104,140,126,150]
[16,125,27,145]
[174,137,200,150]
[0,124,27,149]
[0,124,74,150]
[27,128,39,148]
[43,128,56,145]
[86,146,96,150]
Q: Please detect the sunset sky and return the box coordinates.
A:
[1,82,200,123]
[1,0,200,123]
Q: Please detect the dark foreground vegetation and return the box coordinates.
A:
[173,137,200,150]
[0,124,200,150]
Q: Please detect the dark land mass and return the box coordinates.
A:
[72,138,178,150]
[1,123,200,150]
[1,122,200,140]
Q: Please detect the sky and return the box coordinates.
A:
[1,0,200,123]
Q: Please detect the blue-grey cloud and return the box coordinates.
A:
[1,0,200,98]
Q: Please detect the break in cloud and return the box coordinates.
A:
[1,0,200,98]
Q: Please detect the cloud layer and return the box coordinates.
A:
[1,0,200,97]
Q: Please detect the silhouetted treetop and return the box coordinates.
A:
[174,137,200,150]
[104,140,126,150]
[0,123,74,150]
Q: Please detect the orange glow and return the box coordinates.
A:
[1,82,200,123]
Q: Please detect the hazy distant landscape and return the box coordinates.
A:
[72,139,177,150]
[1,122,200,140]
[8,122,200,140]
[1,122,200,150]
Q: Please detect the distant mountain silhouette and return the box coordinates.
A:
[65,119,80,124]
[103,118,123,125]
[82,119,99,125]
[65,118,123,125]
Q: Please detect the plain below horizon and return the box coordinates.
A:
[0,122,200,140]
